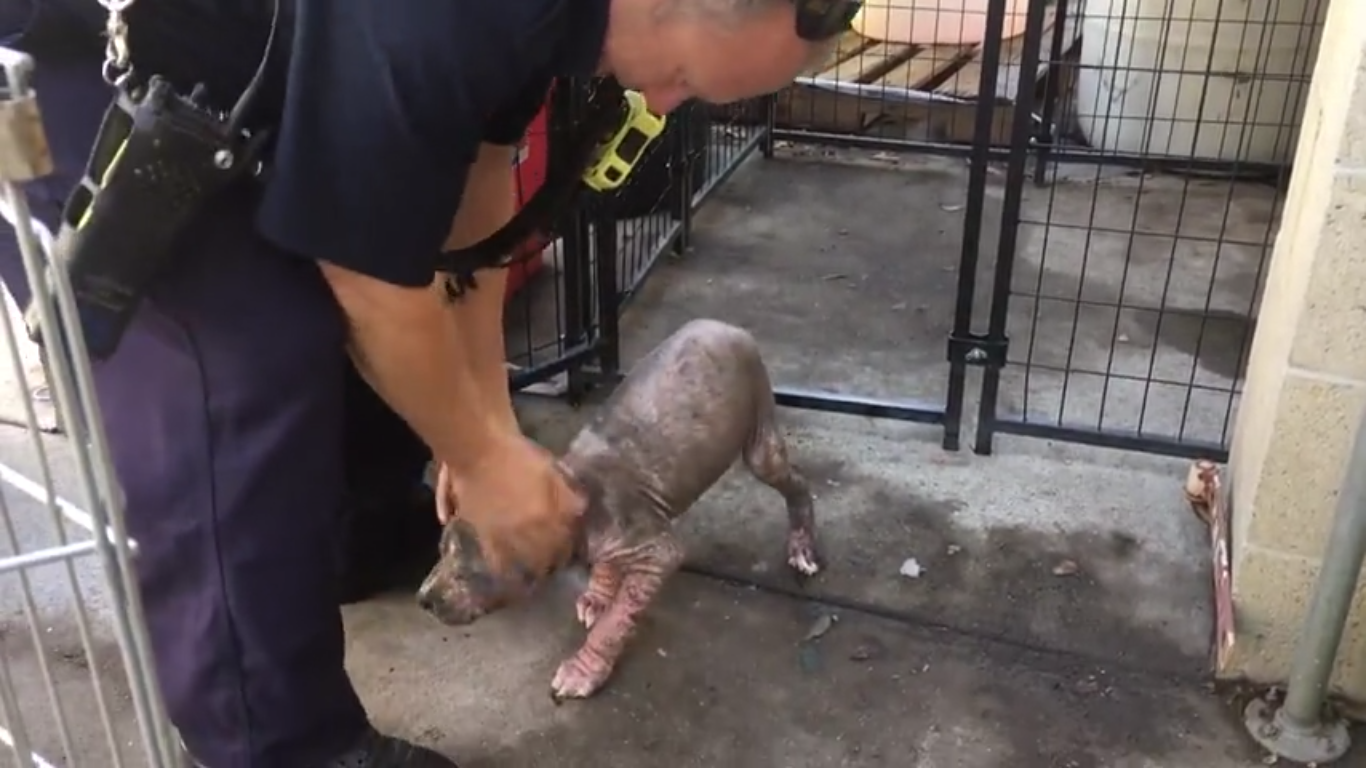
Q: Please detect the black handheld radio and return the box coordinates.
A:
[24,0,282,360]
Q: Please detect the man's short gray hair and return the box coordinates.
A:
[658,0,845,68]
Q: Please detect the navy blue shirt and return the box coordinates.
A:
[9,0,603,286]
[258,0,608,287]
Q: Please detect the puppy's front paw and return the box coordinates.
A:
[549,653,611,702]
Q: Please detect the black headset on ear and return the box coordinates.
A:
[793,0,862,41]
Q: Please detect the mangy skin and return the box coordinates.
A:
[416,318,821,701]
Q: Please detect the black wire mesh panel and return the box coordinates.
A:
[602,98,768,305]
[501,81,608,396]
[974,0,1330,459]
[499,79,770,396]
[571,3,1038,448]
[552,95,771,383]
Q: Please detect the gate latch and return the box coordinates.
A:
[947,332,1008,368]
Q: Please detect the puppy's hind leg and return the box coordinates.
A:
[742,399,821,579]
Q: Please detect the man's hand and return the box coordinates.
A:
[323,140,582,595]
[319,261,583,590]
[441,432,584,579]
[434,433,583,579]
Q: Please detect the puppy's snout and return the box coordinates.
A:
[416,572,445,614]
[416,588,437,614]
[416,571,487,626]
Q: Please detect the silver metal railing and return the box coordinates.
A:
[0,46,180,768]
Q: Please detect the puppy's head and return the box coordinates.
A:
[415,518,539,625]
[416,461,592,625]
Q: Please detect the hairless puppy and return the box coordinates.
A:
[417,318,821,701]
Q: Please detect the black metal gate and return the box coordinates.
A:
[969,0,1318,461]
[507,0,1319,462]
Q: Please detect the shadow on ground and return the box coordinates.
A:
[347,576,1278,768]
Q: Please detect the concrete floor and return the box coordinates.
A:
[1,149,1363,766]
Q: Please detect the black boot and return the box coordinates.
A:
[321,728,460,767]
[184,727,459,767]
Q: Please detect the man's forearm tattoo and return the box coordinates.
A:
[443,271,478,303]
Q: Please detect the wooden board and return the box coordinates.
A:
[773,31,920,133]
[773,1,1082,144]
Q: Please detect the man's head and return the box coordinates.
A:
[600,0,854,114]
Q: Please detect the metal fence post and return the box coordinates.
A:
[944,0,1032,453]
[668,102,694,256]
[591,207,621,381]
[1031,0,1071,187]
[549,80,595,402]
[969,0,1050,455]
[760,93,777,159]
[1242,411,1366,764]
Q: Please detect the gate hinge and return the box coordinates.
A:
[947,333,1007,368]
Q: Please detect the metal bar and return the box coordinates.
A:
[943,0,1014,453]
[508,342,601,392]
[5,157,175,768]
[571,375,949,424]
[988,417,1229,462]
[774,387,945,424]
[760,93,776,159]
[1281,408,1366,727]
[668,103,695,256]
[769,128,1287,179]
[973,0,1052,457]
[561,215,592,399]
[0,538,98,574]
[592,212,621,378]
[0,460,138,554]
[771,128,996,158]
[1032,0,1071,186]
[0,105,131,766]
[0,476,80,766]
[0,638,36,768]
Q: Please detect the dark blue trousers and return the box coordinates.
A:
[1,34,427,768]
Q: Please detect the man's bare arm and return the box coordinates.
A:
[319,262,499,474]
[442,143,521,434]
[317,146,518,468]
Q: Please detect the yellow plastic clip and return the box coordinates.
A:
[582,90,666,193]
[76,138,130,230]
